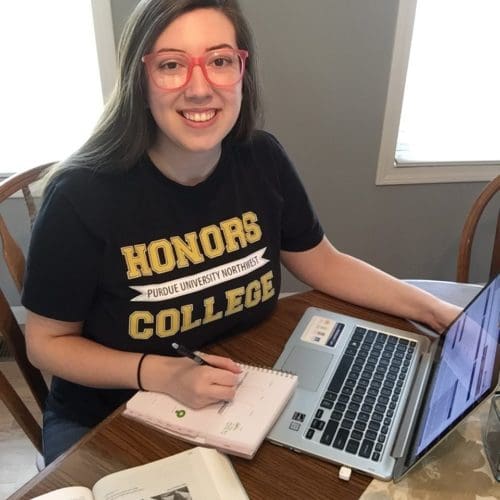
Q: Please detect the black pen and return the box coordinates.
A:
[171,342,214,367]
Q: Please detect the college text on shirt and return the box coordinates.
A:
[120,211,275,339]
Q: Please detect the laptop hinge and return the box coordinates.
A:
[391,342,437,458]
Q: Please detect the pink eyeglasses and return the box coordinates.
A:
[142,48,248,91]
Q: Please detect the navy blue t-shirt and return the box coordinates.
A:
[22,131,324,427]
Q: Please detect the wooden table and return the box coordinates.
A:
[10,291,426,500]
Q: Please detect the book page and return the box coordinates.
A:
[91,448,246,500]
[206,365,297,440]
[31,486,94,500]
[198,448,248,500]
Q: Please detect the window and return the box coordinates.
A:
[0,0,116,176]
[377,0,500,185]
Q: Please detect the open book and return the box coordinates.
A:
[124,363,298,459]
[32,447,248,500]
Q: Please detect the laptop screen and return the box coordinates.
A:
[407,275,500,466]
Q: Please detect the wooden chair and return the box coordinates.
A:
[0,162,55,455]
[0,367,42,453]
[456,175,500,283]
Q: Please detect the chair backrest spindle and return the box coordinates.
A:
[0,162,56,456]
[456,175,500,283]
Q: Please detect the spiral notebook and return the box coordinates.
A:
[123,363,298,459]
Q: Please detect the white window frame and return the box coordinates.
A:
[0,0,116,182]
[376,0,500,185]
[91,0,117,102]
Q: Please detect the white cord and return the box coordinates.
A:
[339,466,352,481]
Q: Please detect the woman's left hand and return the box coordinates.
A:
[429,299,462,334]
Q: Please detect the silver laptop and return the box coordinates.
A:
[268,275,500,481]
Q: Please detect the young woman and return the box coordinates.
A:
[22,0,460,465]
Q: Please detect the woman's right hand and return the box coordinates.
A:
[25,309,242,409]
[139,353,242,409]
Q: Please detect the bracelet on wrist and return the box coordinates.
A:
[137,353,148,391]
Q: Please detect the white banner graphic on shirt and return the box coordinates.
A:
[130,248,269,302]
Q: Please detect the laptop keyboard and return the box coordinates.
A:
[305,327,416,462]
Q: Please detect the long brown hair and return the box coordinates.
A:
[48,0,261,183]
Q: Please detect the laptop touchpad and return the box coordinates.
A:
[281,347,333,391]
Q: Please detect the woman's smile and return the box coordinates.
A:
[180,108,219,125]
[146,9,243,160]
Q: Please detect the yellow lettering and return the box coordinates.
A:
[128,311,154,339]
[225,286,245,316]
[156,308,180,337]
[128,270,276,342]
[220,217,247,252]
[244,279,262,308]
[202,296,223,324]
[121,244,153,279]
[171,232,204,268]
[260,270,275,302]
[123,213,264,279]
[199,225,225,258]
[148,239,176,274]
[180,304,202,332]
[242,211,262,243]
